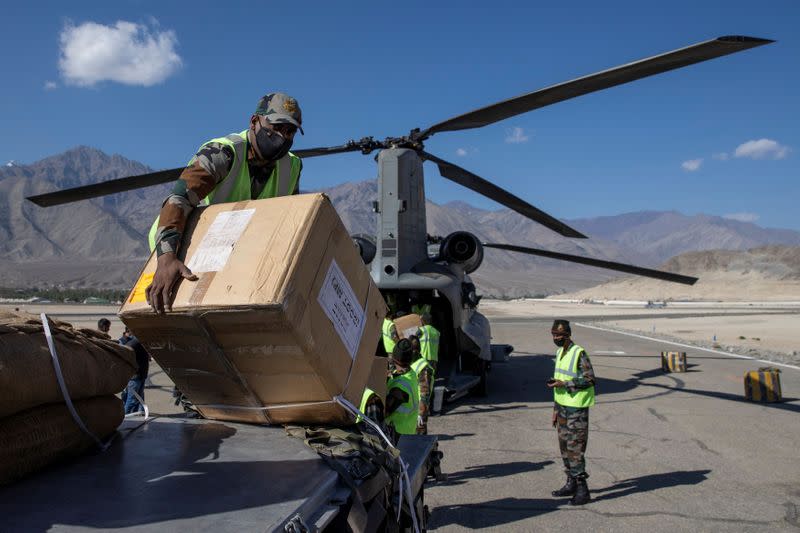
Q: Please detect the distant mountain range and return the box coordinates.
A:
[3,147,799,296]
[561,245,800,301]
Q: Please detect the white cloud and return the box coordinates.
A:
[734,138,790,160]
[681,158,703,172]
[43,81,58,90]
[456,148,467,157]
[723,212,760,223]
[59,20,182,87]
[505,127,529,144]
[712,152,729,161]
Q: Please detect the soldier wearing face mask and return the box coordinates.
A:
[145,93,303,313]
[546,319,595,506]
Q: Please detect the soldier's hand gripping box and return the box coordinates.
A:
[119,193,387,425]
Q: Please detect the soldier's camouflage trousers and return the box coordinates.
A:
[556,404,589,479]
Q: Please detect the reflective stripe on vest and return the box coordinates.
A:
[553,343,595,408]
[356,387,377,423]
[148,131,300,251]
[411,357,431,377]
[418,324,440,363]
[386,370,419,435]
[382,318,396,354]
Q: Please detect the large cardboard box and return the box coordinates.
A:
[119,194,387,425]
[394,313,423,340]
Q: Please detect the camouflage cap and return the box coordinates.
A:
[255,92,303,134]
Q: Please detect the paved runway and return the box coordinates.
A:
[425,316,800,532]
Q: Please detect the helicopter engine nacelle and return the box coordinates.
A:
[440,231,483,274]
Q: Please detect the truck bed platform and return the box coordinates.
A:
[2,416,436,532]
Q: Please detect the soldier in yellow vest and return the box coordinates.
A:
[385,339,420,437]
[417,313,440,373]
[547,319,595,506]
[145,93,304,314]
[382,310,399,356]
[409,335,433,435]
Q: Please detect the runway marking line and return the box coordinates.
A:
[575,322,800,372]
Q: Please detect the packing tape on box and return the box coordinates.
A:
[40,313,115,451]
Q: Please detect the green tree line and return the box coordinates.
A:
[0,287,129,303]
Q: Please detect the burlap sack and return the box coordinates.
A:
[0,395,123,486]
[0,311,136,418]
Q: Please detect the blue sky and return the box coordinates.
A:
[1,1,798,229]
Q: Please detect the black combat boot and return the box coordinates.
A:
[569,477,590,505]
[551,476,576,497]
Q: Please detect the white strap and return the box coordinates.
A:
[333,395,420,533]
[124,388,150,420]
[40,313,113,451]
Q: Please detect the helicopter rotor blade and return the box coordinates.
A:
[26,167,185,207]
[420,150,587,238]
[418,36,773,138]
[29,142,366,207]
[483,243,698,285]
[293,143,365,158]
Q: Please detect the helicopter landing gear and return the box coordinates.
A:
[472,359,489,397]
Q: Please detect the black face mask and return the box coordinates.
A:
[553,338,567,347]
[254,126,293,162]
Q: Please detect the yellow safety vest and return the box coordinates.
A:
[411,357,431,376]
[386,369,419,435]
[418,324,440,363]
[148,131,302,251]
[382,318,397,354]
[553,343,595,408]
[356,387,377,423]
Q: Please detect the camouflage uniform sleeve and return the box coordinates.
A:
[566,350,595,392]
[153,142,234,256]
[418,367,432,416]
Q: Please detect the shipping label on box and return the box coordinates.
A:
[186,209,255,273]
[317,259,366,359]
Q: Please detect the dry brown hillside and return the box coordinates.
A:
[559,245,800,301]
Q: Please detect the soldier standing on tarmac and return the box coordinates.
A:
[547,319,595,505]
